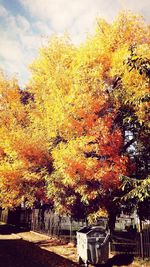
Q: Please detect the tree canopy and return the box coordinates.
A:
[0,11,149,222]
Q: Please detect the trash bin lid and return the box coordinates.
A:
[77,225,107,235]
[77,226,92,233]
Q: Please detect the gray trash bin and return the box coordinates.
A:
[77,219,110,266]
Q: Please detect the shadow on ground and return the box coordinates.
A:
[95,254,134,267]
[0,238,79,267]
[0,224,28,235]
[34,238,67,247]
[0,225,134,267]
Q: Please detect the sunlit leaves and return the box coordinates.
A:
[1,11,149,219]
[0,71,49,208]
[28,11,149,217]
[121,175,150,202]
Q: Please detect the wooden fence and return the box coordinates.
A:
[110,221,150,258]
[31,208,86,242]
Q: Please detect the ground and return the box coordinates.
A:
[0,223,149,267]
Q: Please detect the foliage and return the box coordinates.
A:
[29,12,145,217]
[0,71,50,208]
[121,175,150,202]
[0,11,149,222]
[120,175,150,220]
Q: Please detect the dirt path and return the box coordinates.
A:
[0,224,149,267]
[14,230,78,263]
[0,224,78,267]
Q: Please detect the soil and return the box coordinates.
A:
[0,224,149,267]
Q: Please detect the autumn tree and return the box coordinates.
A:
[0,71,52,209]
[28,12,148,221]
[108,15,150,219]
[1,11,149,227]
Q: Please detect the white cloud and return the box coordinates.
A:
[0,0,150,86]
[0,4,8,17]
[19,0,150,30]
[19,0,122,45]
[0,34,23,62]
[20,34,43,51]
[118,0,150,21]
[118,0,149,11]
[20,0,150,45]
[19,0,120,32]
[0,6,42,86]
[1,59,31,88]
[33,21,52,36]
[0,31,29,87]
[16,15,31,32]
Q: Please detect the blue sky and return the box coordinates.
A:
[0,0,150,87]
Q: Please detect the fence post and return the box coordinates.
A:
[70,216,73,242]
[0,208,2,221]
[139,219,144,259]
[32,208,35,231]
